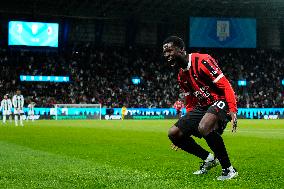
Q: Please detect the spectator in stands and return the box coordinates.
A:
[0,46,282,108]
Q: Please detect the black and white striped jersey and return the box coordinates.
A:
[28,103,35,111]
[1,99,12,111]
[12,95,24,109]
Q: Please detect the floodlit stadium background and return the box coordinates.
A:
[0,0,283,188]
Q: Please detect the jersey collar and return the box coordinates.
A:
[184,54,192,71]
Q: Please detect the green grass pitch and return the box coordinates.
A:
[0,119,283,188]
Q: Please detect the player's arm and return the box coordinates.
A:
[12,96,16,107]
[9,100,12,109]
[21,96,24,108]
[214,77,238,132]
[0,100,3,110]
[200,56,237,132]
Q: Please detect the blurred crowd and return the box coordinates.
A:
[0,45,283,108]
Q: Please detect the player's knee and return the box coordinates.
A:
[198,122,211,136]
[168,126,182,141]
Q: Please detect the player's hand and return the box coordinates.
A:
[229,112,237,133]
[171,143,179,151]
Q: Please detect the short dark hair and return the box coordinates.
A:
[163,36,185,50]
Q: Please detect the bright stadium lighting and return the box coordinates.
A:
[131,77,141,85]
[20,75,70,82]
[238,80,247,86]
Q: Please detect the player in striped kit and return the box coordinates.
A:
[1,94,13,124]
[28,101,36,122]
[12,90,25,126]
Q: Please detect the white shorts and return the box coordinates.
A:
[14,109,24,114]
[2,110,12,116]
[28,110,34,115]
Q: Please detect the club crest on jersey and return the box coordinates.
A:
[193,86,210,100]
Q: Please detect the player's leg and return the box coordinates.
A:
[168,110,218,174]
[177,110,181,118]
[18,109,24,126]
[31,113,35,122]
[14,112,18,126]
[9,113,12,123]
[121,113,124,120]
[27,111,30,122]
[20,112,24,126]
[168,125,209,160]
[199,113,231,168]
[198,101,237,180]
[3,112,6,124]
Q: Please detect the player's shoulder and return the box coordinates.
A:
[191,53,212,60]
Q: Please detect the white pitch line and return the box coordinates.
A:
[224,129,284,134]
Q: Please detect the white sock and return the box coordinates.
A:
[3,115,6,123]
[205,153,214,162]
[228,166,234,171]
[9,116,12,123]
[15,115,18,125]
[32,115,34,122]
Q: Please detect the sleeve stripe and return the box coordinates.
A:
[185,54,192,70]
[201,60,219,77]
[213,73,224,83]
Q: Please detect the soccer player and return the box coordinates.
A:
[12,90,25,126]
[163,36,238,180]
[0,94,13,124]
[174,99,184,118]
[121,105,127,120]
[28,101,36,122]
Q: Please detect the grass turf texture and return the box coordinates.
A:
[0,120,283,188]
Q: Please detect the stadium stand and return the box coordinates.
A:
[0,45,283,108]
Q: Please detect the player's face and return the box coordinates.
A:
[163,42,177,66]
[163,42,186,68]
[16,90,21,95]
[4,95,7,99]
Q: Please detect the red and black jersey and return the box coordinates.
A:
[178,53,237,113]
[174,100,184,111]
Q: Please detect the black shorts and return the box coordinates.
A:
[174,100,231,138]
[176,109,181,115]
